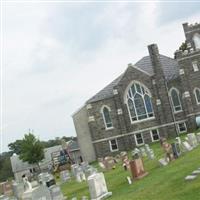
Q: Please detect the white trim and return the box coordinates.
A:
[109,139,118,152]
[131,117,155,124]
[177,122,187,133]
[134,133,144,146]
[92,119,187,144]
[169,87,182,113]
[150,129,160,142]
[100,105,113,130]
[194,88,200,105]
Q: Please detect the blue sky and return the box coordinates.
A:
[2,2,200,152]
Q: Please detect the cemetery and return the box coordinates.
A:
[1,131,200,199]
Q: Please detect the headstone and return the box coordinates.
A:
[104,157,115,170]
[12,182,24,199]
[192,170,200,175]
[139,147,147,157]
[175,137,182,145]
[126,176,132,185]
[87,173,112,200]
[185,175,197,180]
[81,162,89,172]
[60,170,71,183]
[158,158,168,166]
[196,133,200,143]
[49,185,64,200]
[32,185,52,200]
[120,151,128,162]
[182,141,193,151]
[187,133,198,148]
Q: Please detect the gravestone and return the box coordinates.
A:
[81,162,89,172]
[129,151,148,180]
[196,133,200,143]
[104,157,115,170]
[139,147,147,157]
[126,176,132,185]
[49,185,65,200]
[60,170,71,183]
[187,133,198,148]
[182,141,193,151]
[87,172,112,200]
[185,175,197,180]
[12,182,24,199]
[32,185,52,200]
[158,158,168,166]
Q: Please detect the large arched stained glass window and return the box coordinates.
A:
[126,82,154,122]
[101,106,113,129]
[194,88,200,104]
[170,88,182,112]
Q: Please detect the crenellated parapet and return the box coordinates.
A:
[183,22,200,34]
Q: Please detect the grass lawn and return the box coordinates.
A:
[60,133,200,200]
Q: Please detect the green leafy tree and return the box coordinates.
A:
[8,140,23,154]
[19,133,44,172]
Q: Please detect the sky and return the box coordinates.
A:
[1,1,200,152]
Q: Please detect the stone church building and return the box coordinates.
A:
[72,22,200,162]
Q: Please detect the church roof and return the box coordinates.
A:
[87,54,179,103]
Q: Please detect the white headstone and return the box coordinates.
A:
[49,185,64,200]
[182,141,193,151]
[87,173,112,200]
[158,158,168,166]
[187,133,198,147]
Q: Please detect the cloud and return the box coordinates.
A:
[3,2,200,152]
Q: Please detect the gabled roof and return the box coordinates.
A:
[87,54,179,104]
[135,54,179,81]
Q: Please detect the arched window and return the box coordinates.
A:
[101,106,113,129]
[169,88,182,112]
[125,82,154,122]
[194,88,200,104]
[193,33,200,49]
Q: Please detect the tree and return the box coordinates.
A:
[8,140,23,154]
[19,133,44,172]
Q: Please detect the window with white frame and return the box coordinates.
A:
[194,88,200,104]
[101,106,113,129]
[177,122,187,133]
[109,139,118,152]
[193,33,200,49]
[135,133,144,145]
[150,129,160,142]
[169,88,182,112]
[126,82,154,123]
[192,61,199,72]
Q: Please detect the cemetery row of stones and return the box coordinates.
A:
[1,132,200,200]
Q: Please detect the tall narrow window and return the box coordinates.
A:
[109,139,118,152]
[192,61,199,72]
[125,82,154,123]
[170,88,182,112]
[101,106,113,129]
[150,129,160,142]
[193,33,200,49]
[135,133,144,146]
[194,88,200,104]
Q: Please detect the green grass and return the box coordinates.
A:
[61,133,200,200]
